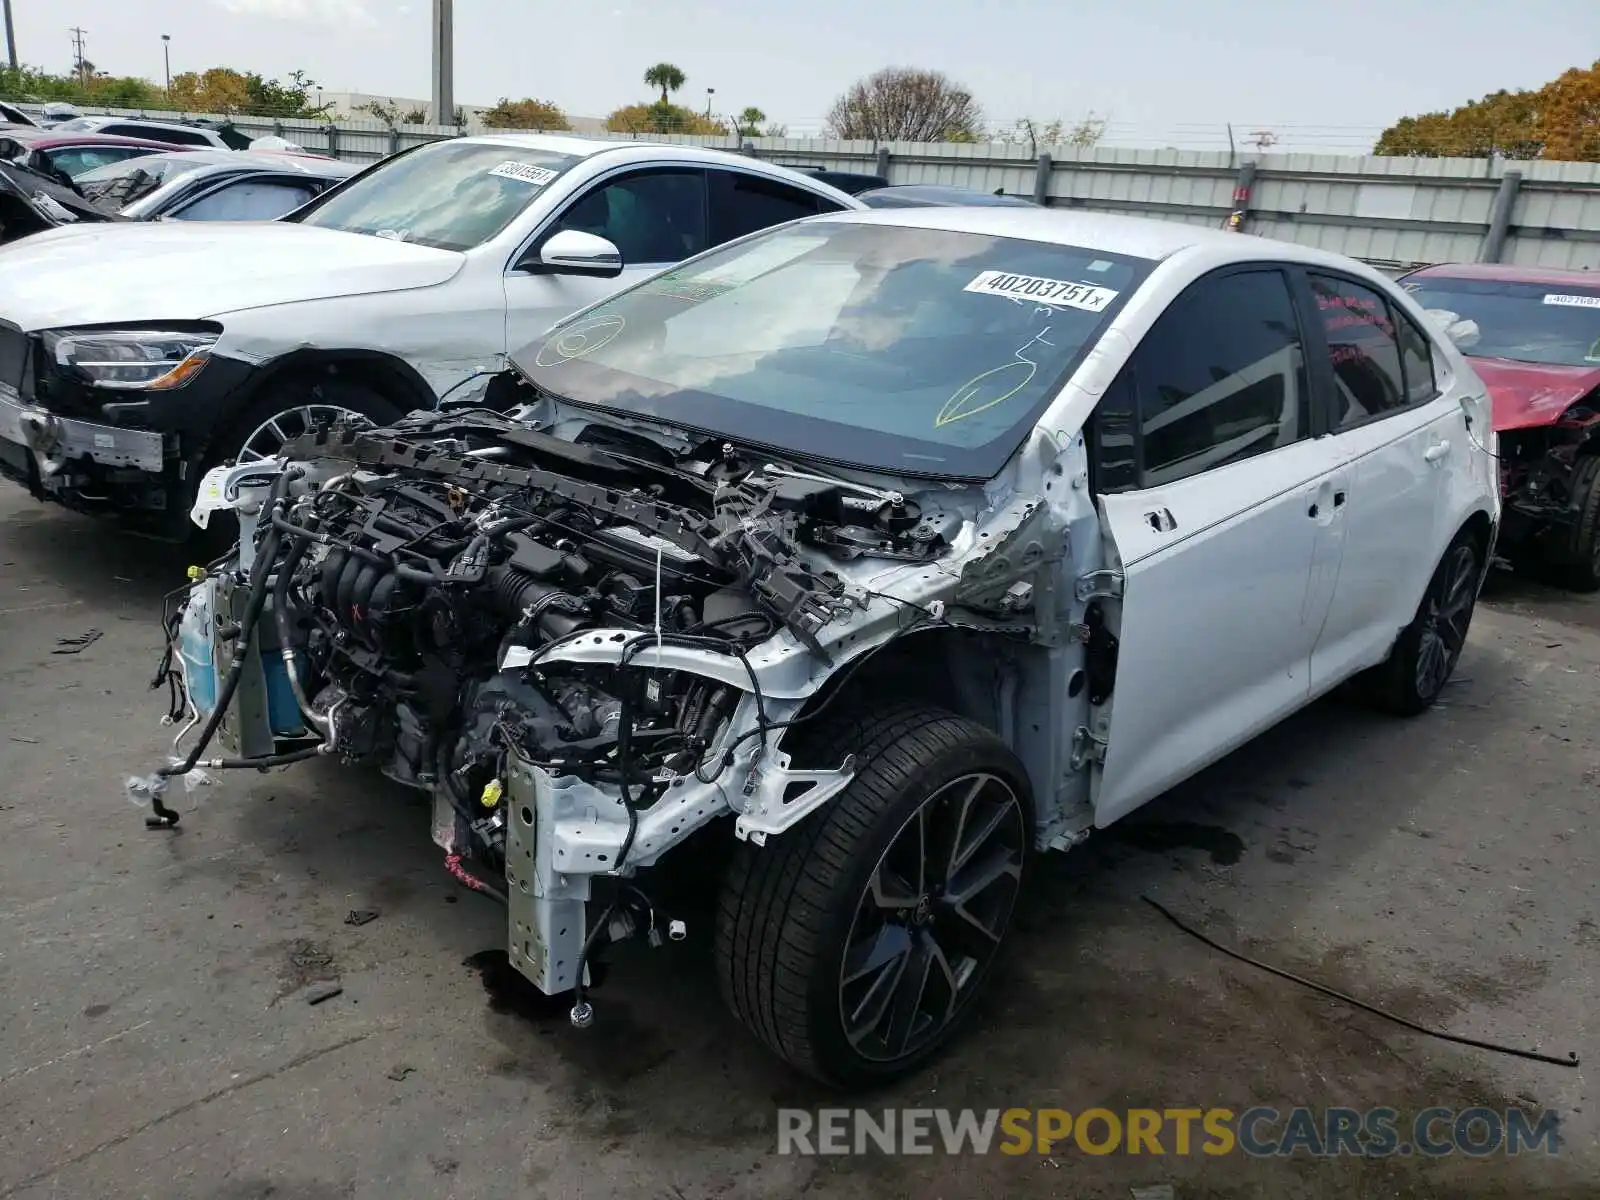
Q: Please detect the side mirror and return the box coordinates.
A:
[524,229,623,278]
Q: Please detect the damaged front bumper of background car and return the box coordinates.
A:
[127,403,1094,1020]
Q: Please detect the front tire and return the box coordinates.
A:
[1360,531,1483,716]
[715,705,1032,1088]
[1552,455,1600,592]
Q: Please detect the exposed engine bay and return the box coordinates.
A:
[129,403,1086,1014]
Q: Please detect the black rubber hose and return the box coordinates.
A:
[159,470,296,781]
[200,746,326,770]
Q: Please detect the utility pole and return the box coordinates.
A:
[430,0,453,126]
[161,34,171,98]
[69,26,87,88]
[3,0,18,72]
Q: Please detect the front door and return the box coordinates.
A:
[503,167,711,358]
[1085,266,1348,826]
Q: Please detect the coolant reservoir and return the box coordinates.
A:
[177,579,220,719]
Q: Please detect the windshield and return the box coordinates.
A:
[1403,276,1600,367]
[76,155,208,209]
[294,140,582,251]
[512,220,1152,479]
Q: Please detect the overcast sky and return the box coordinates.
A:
[13,0,1596,147]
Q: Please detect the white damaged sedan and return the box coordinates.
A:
[141,207,1499,1088]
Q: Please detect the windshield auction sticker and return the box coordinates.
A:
[1544,293,1600,308]
[964,271,1119,312]
[488,161,559,187]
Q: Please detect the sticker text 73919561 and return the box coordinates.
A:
[488,161,560,187]
[964,270,1119,313]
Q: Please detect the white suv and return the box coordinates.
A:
[47,115,238,148]
[0,134,862,537]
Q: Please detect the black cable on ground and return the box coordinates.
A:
[1141,895,1579,1069]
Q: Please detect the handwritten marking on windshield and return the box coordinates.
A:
[1545,294,1600,309]
[935,327,1054,428]
[534,313,627,367]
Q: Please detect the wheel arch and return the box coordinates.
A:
[774,625,1050,806]
[196,348,436,461]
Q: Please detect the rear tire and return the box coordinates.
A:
[715,704,1032,1088]
[192,377,404,554]
[1359,531,1483,716]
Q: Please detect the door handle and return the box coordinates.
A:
[1145,507,1177,533]
[1424,440,1451,463]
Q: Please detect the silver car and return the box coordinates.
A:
[74,149,357,221]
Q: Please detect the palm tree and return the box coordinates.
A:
[738,106,766,137]
[644,63,686,106]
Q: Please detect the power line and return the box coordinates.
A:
[69,25,87,85]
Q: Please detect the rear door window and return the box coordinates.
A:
[174,179,320,221]
[709,170,844,243]
[1306,272,1420,429]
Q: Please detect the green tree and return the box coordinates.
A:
[481,97,571,131]
[736,106,766,137]
[356,98,403,126]
[643,62,686,106]
[606,101,723,136]
[0,62,157,107]
[244,69,329,117]
[1375,61,1597,161]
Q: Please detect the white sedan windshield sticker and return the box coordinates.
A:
[1544,293,1600,309]
[488,160,559,187]
[964,270,1118,312]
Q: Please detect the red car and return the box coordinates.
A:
[1401,263,1600,588]
[0,126,199,183]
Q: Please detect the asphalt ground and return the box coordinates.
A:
[1,487,1595,1199]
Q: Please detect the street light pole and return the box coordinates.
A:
[2,0,18,72]
[161,34,171,99]
[430,0,454,125]
[705,87,714,120]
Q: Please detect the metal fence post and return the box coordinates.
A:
[389,126,401,155]
[1224,159,1257,232]
[325,122,340,160]
[1479,169,1523,263]
[875,145,890,180]
[1034,153,1052,206]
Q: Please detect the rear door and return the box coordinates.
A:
[1299,269,1460,689]
[1085,265,1350,826]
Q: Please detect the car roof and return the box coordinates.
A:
[448,133,865,206]
[0,126,200,150]
[71,115,217,132]
[111,148,355,177]
[812,204,1381,267]
[1407,262,1600,288]
[857,184,1037,207]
